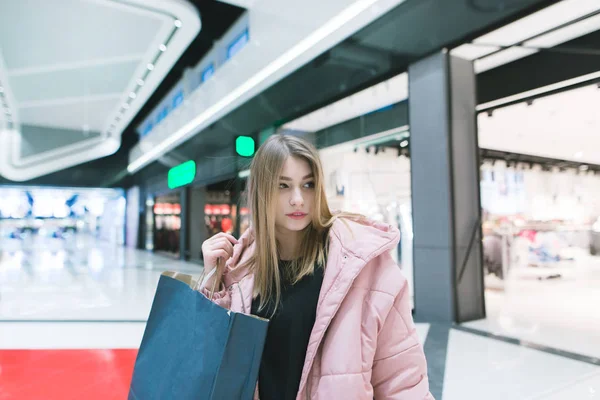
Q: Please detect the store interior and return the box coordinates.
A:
[0,186,126,245]
[203,187,235,237]
[152,192,182,256]
[148,180,251,261]
[206,180,250,237]
[318,81,600,358]
[472,83,600,358]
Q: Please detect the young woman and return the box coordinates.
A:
[200,135,433,400]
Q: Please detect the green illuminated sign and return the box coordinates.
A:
[168,160,196,189]
[236,135,255,157]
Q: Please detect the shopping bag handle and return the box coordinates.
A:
[195,258,223,301]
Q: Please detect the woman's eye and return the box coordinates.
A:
[279,183,289,189]
[304,182,315,189]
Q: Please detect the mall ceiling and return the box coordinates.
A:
[134,0,559,188]
[0,0,244,187]
[1,0,562,188]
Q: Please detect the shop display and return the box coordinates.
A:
[0,186,125,243]
[203,203,250,236]
[480,161,600,286]
[153,199,181,255]
[204,204,233,235]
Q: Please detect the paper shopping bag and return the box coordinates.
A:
[129,271,268,400]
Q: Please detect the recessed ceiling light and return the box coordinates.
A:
[159,44,167,52]
[400,140,409,148]
[174,19,182,28]
[137,79,145,86]
[129,92,136,99]
[147,63,154,71]
[580,165,589,171]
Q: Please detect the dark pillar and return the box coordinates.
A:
[137,186,148,250]
[189,186,208,264]
[409,50,485,324]
[180,187,191,261]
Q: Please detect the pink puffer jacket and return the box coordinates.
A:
[202,217,434,400]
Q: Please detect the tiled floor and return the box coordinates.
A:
[464,256,600,360]
[443,329,600,400]
[1,235,599,399]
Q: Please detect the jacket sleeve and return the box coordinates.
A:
[371,278,434,399]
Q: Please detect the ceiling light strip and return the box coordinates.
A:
[476,70,600,111]
[108,21,180,136]
[127,0,381,173]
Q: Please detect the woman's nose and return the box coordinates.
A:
[290,189,304,207]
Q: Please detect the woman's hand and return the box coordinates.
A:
[202,232,239,277]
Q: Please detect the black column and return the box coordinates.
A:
[409,50,485,324]
[180,187,191,261]
[137,186,148,250]
[189,186,208,264]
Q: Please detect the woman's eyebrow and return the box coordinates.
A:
[279,174,314,181]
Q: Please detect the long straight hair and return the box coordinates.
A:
[242,134,355,312]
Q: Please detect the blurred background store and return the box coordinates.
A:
[0,186,125,245]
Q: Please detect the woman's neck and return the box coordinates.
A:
[276,228,303,261]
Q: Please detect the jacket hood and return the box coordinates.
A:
[224,216,399,277]
[329,216,400,263]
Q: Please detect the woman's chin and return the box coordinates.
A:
[279,219,311,232]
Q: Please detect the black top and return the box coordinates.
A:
[251,260,324,400]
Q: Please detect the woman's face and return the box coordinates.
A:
[275,156,315,234]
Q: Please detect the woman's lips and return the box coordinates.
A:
[286,212,307,220]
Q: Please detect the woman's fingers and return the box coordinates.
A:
[213,232,238,245]
[222,238,235,256]
[202,233,238,269]
[208,238,234,258]
[214,249,230,261]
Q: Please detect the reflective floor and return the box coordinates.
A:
[0,235,598,399]
[465,256,600,360]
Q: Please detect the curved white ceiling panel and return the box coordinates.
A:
[18,98,120,136]
[0,0,200,181]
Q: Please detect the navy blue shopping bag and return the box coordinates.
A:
[129,271,268,400]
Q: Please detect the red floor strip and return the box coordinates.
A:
[0,349,137,400]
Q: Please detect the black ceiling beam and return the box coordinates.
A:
[477,30,600,106]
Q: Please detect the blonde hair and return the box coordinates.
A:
[243,134,356,313]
